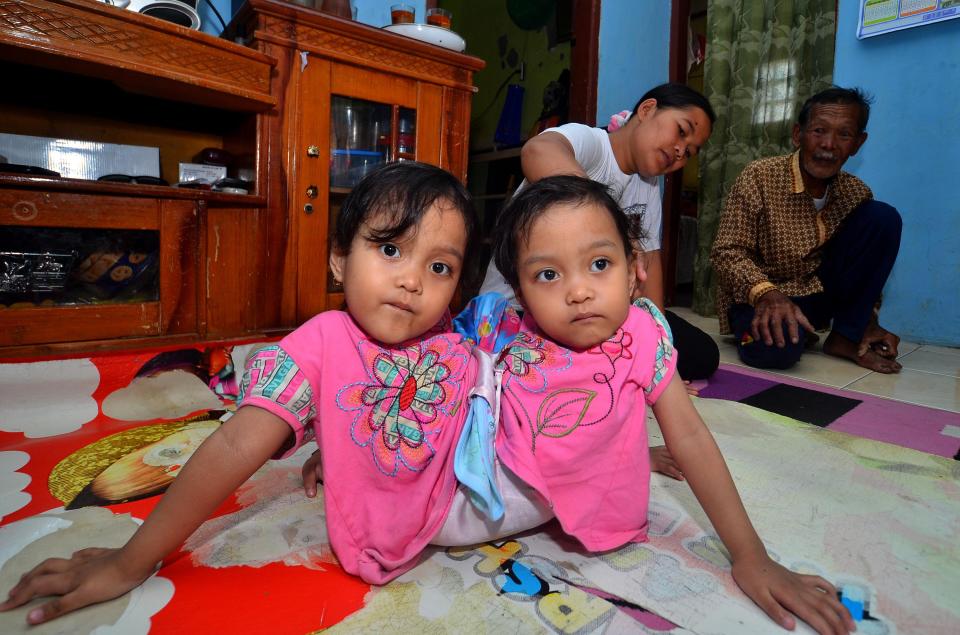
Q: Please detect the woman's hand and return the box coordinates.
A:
[731,553,855,634]
[301,449,323,498]
[0,547,151,626]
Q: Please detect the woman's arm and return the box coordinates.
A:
[652,376,853,635]
[633,250,664,309]
[0,406,292,626]
[520,132,587,182]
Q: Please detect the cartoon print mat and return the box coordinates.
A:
[1,345,958,633]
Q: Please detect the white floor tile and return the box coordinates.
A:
[845,368,960,413]
[897,348,960,378]
[714,340,871,388]
[896,340,922,357]
[915,344,960,358]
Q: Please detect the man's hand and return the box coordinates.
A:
[751,290,815,347]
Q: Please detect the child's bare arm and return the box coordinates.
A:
[652,376,854,635]
[0,406,292,626]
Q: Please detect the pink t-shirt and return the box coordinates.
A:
[239,311,476,583]
[495,300,676,551]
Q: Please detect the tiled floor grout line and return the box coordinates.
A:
[891,367,960,380]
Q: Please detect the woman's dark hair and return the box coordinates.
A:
[492,175,635,290]
[334,161,477,271]
[797,86,873,134]
[632,82,716,124]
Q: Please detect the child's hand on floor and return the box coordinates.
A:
[649,445,684,480]
[302,449,323,498]
[0,547,150,626]
[731,553,855,635]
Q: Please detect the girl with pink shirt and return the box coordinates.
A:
[483,175,853,635]
[1,162,528,625]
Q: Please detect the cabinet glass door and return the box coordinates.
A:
[327,96,417,292]
[1,226,159,309]
[329,96,417,190]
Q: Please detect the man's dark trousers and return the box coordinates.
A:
[728,199,902,370]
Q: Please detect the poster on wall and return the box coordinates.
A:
[858,0,960,38]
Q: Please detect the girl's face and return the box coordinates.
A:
[329,200,467,345]
[626,102,712,178]
[515,201,636,351]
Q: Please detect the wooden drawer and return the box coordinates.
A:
[0,190,200,349]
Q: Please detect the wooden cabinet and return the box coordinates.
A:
[0,0,274,357]
[0,0,482,356]
[229,0,483,323]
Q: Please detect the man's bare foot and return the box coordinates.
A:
[823,331,902,373]
[860,321,900,359]
[650,445,684,480]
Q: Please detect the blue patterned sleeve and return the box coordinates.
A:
[238,344,318,458]
[452,292,522,354]
[632,298,677,404]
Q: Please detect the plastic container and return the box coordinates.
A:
[330,149,385,188]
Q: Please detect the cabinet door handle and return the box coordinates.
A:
[305,185,318,199]
[306,145,321,157]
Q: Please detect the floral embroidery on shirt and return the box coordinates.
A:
[498,331,572,392]
[589,328,633,366]
[337,335,468,476]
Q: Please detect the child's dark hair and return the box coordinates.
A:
[334,161,476,270]
[798,86,873,134]
[492,175,636,290]
[633,82,716,124]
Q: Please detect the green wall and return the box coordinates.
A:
[442,0,570,151]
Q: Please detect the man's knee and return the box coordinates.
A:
[736,334,804,370]
[855,199,902,241]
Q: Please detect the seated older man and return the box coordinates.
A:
[712,86,902,373]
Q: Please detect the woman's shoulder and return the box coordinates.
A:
[542,122,607,146]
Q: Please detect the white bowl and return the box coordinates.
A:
[383,23,466,52]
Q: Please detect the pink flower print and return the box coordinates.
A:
[338,337,467,476]
[589,328,634,365]
[498,331,571,392]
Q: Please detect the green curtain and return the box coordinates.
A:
[692,0,836,315]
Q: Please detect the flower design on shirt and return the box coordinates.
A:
[338,336,467,476]
[497,331,571,392]
[589,328,633,366]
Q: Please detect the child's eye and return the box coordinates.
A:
[430,262,452,276]
[590,258,610,272]
[379,244,400,258]
[678,125,686,138]
[535,269,559,282]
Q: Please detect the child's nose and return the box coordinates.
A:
[395,266,422,293]
[566,279,593,304]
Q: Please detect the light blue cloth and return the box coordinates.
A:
[450,293,521,521]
